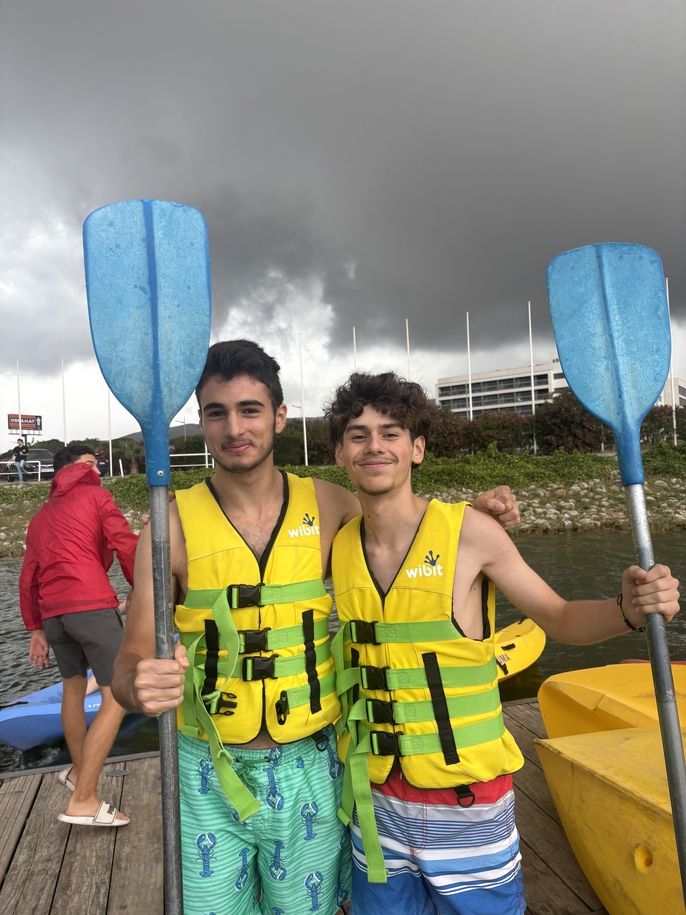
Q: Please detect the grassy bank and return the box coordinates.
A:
[2,444,685,557]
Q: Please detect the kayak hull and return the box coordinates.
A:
[538,662,686,737]
[494,618,546,682]
[0,680,103,751]
[535,726,686,915]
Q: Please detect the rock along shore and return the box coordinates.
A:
[1,476,685,558]
[425,476,686,536]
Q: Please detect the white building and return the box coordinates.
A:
[436,359,686,418]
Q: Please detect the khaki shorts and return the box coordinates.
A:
[43,609,124,685]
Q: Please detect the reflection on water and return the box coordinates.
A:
[1,530,684,771]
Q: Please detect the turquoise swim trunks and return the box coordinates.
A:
[179,728,351,915]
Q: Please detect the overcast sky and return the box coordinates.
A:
[1,0,684,443]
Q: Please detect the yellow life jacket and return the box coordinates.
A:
[174,472,339,819]
[331,499,523,882]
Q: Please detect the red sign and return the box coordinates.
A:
[8,414,42,432]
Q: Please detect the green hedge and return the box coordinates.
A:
[99,444,686,510]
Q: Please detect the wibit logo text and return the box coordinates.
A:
[288,514,320,538]
[405,550,443,578]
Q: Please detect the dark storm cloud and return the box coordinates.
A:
[1,0,684,371]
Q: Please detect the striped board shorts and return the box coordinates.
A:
[351,770,526,915]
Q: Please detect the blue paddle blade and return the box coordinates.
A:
[84,199,212,486]
[547,243,670,485]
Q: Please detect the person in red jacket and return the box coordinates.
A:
[19,444,138,828]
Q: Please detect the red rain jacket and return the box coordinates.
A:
[19,461,138,630]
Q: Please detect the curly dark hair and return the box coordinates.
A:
[53,445,96,473]
[325,372,432,447]
[195,339,284,411]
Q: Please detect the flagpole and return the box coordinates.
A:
[466,312,473,422]
[528,301,538,454]
[61,357,68,446]
[666,278,678,446]
[16,361,23,441]
[107,388,113,476]
[298,334,309,467]
[353,326,357,371]
[405,318,411,378]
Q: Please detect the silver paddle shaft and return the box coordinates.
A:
[626,484,686,903]
[150,485,184,915]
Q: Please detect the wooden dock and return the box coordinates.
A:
[0,700,605,914]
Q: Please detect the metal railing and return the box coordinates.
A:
[0,460,53,482]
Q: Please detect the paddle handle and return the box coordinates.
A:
[150,485,183,914]
[625,484,686,903]
[145,421,173,488]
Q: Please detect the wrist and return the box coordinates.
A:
[617,592,645,633]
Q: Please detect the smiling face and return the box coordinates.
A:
[199,373,287,475]
[335,404,425,497]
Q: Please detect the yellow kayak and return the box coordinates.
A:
[538,662,686,738]
[494,617,546,682]
[535,726,686,915]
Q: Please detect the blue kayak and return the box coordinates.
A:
[0,678,104,750]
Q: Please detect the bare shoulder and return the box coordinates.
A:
[460,504,515,563]
[313,477,361,529]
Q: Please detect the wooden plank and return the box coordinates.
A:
[513,757,560,824]
[515,788,603,911]
[520,840,603,914]
[0,774,42,886]
[0,751,160,782]
[507,701,549,740]
[0,772,70,914]
[108,757,164,915]
[50,763,126,915]
[506,714,546,769]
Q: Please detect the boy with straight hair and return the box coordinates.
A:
[326,371,680,915]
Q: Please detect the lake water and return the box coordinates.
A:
[1,529,684,772]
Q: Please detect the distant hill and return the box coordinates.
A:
[124,423,203,443]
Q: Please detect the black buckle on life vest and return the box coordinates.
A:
[349,620,380,644]
[214,692,238,716]
[242,655,276,680]
[366,698,395,724]
[275,690,290,724]
[369,730,400,756]
[227,583,262,609]
[239,628,270,652]
[360,665,389,691]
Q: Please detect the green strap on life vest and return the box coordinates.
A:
[179,585,337,818]
[180,618,329,653]
[179,628,332,679]
[338,732,387,883]
[347,685,502,725]
[345,618,460,644]
[335,655,498,698]
[337,713,506,885]
[180,632,259,820]
[183,578,327,610]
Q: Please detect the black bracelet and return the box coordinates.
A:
[617,592,645,633]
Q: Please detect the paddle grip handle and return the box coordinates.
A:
[145,423,173,488]
[625,485,686,903]
[615,428,645,487]
[149,485,184,913]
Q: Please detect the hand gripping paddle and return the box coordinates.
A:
[84,199,212,914]
[548,242,686,902]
